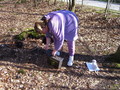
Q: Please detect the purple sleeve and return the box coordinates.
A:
[48,15,64,51]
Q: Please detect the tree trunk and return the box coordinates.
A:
[68,0,72,11]
[106,46,120,63]
[71,0,75,12]
[68,0,76,12]
[54,0,57,5]
[47,0,50,5]
[33,0,37,7]
[81,0,84,8]
[105,0,111,17]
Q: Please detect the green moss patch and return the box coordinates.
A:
[17,69,26,74]
[13,28,46,48]
[103,63,120,68]
[13,29,45,41]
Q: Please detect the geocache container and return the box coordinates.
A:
[48,56,64,69]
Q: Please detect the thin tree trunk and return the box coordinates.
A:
[68,0,76,12]
[105,0,111,17]
[67,0,69,8]
[81,0,84,8]
[71,0,75,12]
[54,0,57,5]
[106,46,120,63]
[69,0,72,10]
[48,0,50,5]
[33,0,37,7]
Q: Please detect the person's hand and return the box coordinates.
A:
[44,45,49,50]
[44,37,51,50]
[52,50,57,56]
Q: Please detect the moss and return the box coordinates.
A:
[17,69,25,74]
[13,29,45,41]
[110,84,120,89]
[102,62,120,68]
[14,35,25,41]
[27,30,43,39]
[0,0,4,1]
[13,29,47,48]
[20,31,28,38]
[9,28,16,32]
[115,63,120,68]
[52,8,61,11]
[21,0,26,3]
[95,10,104,14]
[0,5,3,8]
[16,0,26,4]
[13,31,28,41]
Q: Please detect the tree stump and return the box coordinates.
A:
[106,46,120,63]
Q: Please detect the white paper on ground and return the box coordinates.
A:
[86,62,100,71]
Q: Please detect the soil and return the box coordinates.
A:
[0,0,120,89]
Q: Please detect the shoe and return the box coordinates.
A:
[67,56,74,66]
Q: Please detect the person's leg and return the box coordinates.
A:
[67,40,75,66]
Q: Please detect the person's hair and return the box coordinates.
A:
[41,16,48,26]
[34,22,45,33]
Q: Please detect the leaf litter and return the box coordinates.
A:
[0,1,120,89]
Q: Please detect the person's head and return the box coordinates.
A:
[34,22,48,34]
[41,16,48,26]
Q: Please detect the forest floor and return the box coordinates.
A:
[0,0,120,90]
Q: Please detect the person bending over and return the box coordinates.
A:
[34,10,79,66]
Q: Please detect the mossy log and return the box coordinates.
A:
[13,29,45,48]
[13,29,45,41]
[13,28,54,48]
[27,30,45,39]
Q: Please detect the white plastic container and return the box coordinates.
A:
[92,60,100,71]
[86,59,100,71]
